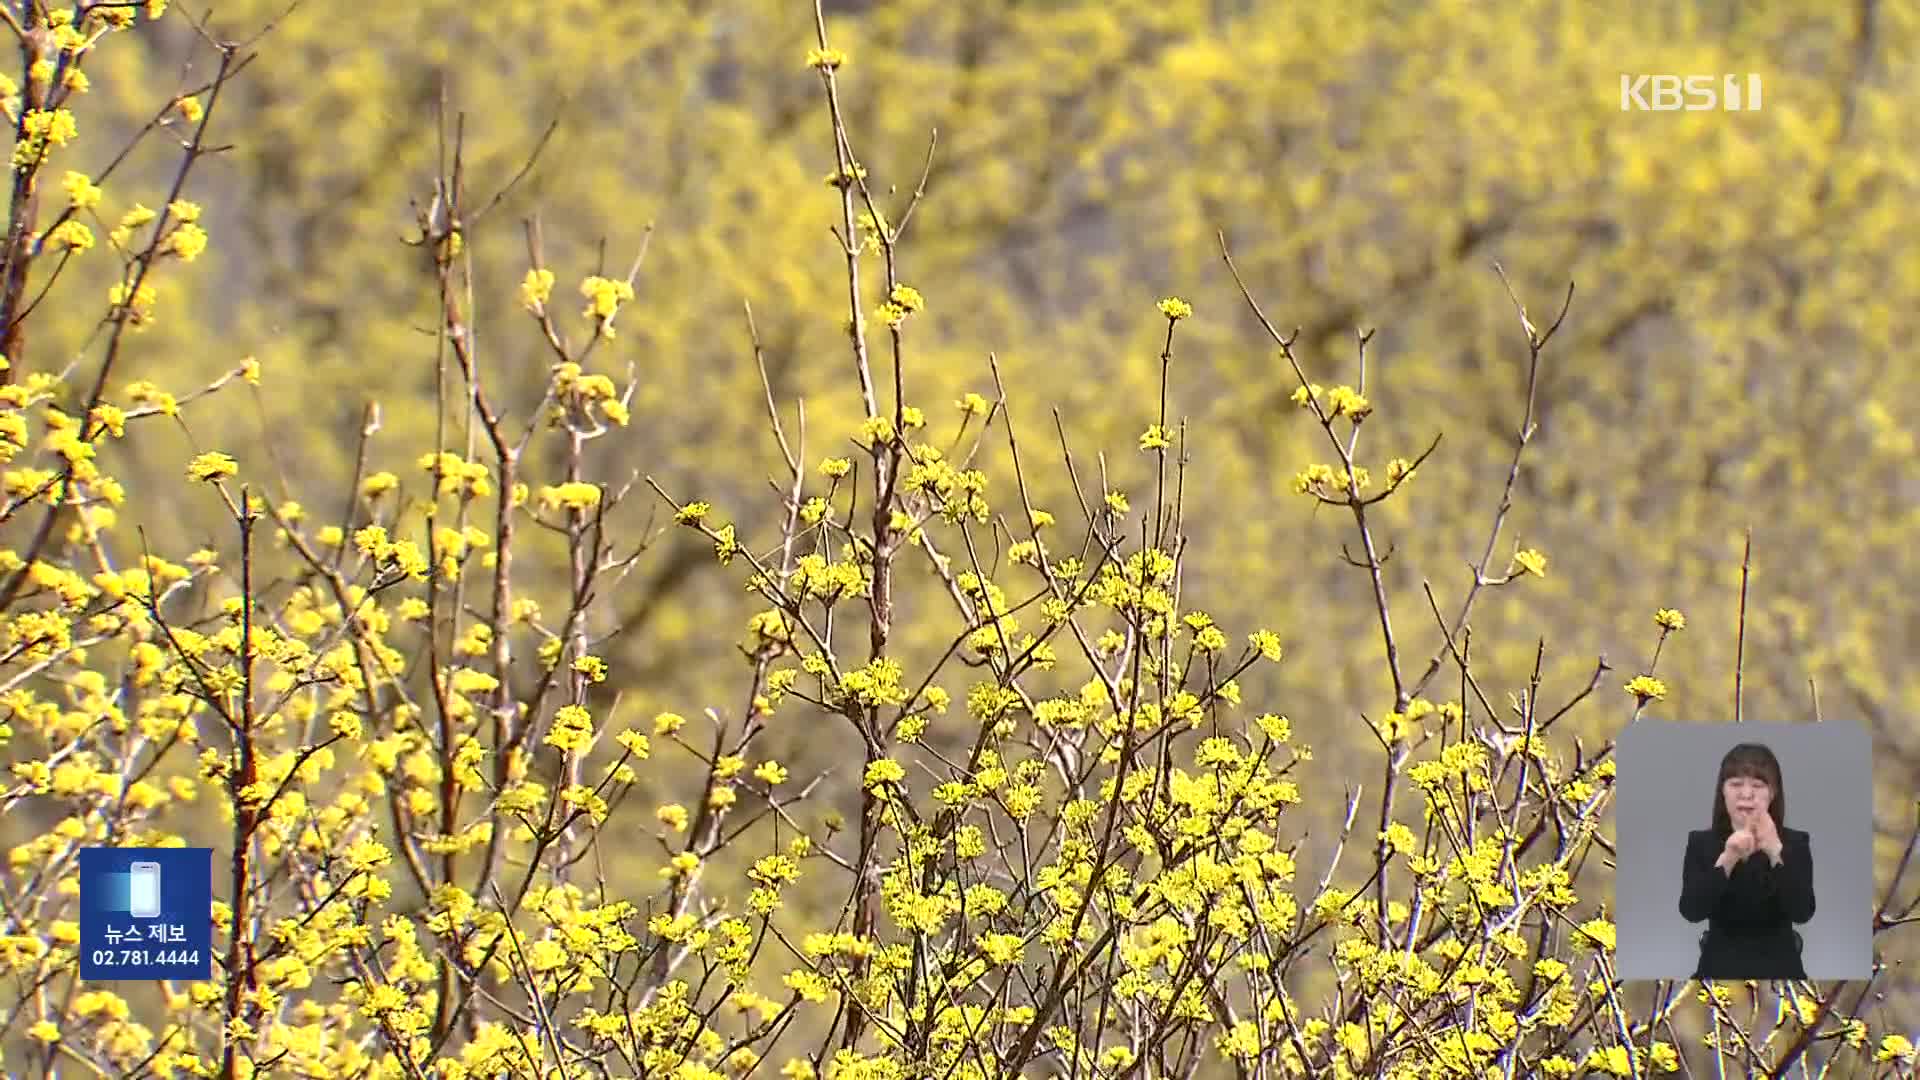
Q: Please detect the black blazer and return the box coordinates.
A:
[1678,825,1815,980]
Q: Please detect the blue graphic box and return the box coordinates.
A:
[79,847,213,981]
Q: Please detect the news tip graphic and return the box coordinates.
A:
[78,847,212,981]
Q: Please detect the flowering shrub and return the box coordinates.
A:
[0,3,1913,1079]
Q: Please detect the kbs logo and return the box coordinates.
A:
[1620,74,1763,111]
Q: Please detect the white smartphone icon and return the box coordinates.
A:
[128,862,162,919]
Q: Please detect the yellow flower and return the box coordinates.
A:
[88,404,125,438]
[1625,674,1668,702]
[108,281,158,325]
[1654,607,1686,631]
[1255,713,1291,742]
[13,108,78,169]
[976,932,1023,965]
[1574,917,1616,952]
[45,219,92,252]
[361,471,399,498]
[520,268,555,311]
[579,275,634,321]
[343,837,391,873]
[60,171,101,210]
[864,758,906,791]
[165,222,208,261]
[1875,1034,1916,1063]
[1378,822,1417,857]
[1157,297,1193,320]
[888,284,924,313]
[186,451,237,482]
[1511,548,1547,576]
[544,704,596,754]
[1326,385,1371,420]
[538,482,601,513]
[1583,1046,1632,1077]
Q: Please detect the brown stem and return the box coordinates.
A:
[0,26,52,387]
[219,498,262,1080]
